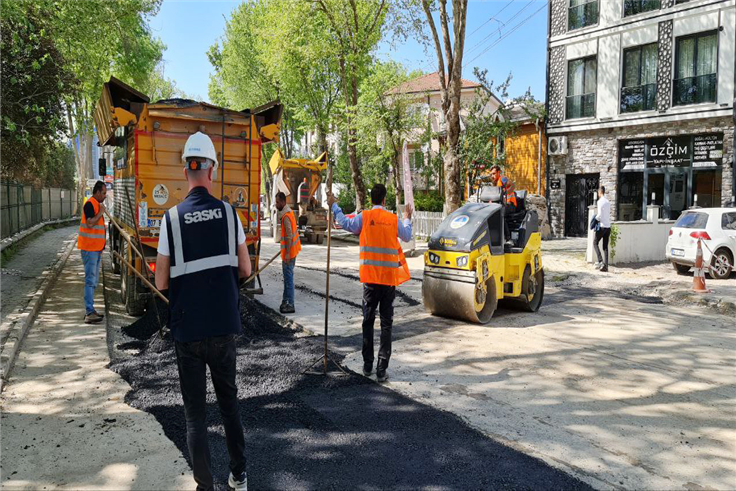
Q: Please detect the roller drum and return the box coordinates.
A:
[422,268,497,324]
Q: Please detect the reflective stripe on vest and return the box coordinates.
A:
[78,197,106,251]
[358,208,410,286]
[280,210,301,260]
[168,202,238,279]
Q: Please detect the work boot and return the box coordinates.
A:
[228,471,248,491]
[376,368,389,383]
[280,303,295,314]
[362,362,373,376]
[84,312,103,324]
[599,265,608,273]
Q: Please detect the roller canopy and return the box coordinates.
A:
[428,203,502,253]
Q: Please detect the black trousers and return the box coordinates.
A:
[594,227,611,266]
[175,334,246,491]
[362,283,396,370]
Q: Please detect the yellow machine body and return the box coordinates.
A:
[422,202,544,324]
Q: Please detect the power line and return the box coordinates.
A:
[466,0,516,39]
[465,0,536,56]
[463,1,548,69]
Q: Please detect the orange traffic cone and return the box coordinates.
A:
[692,238,710,293]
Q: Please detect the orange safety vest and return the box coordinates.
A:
[78,197,106,251]
[280,208,301,261]
[497,176,518,208]
[359,208,410,286]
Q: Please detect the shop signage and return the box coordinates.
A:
[550,179,561,190]
[619,133,723,171]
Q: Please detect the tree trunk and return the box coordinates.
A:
[443,87,463,212]
[343,65,367,212]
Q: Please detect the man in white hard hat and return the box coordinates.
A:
[155,131,251,491]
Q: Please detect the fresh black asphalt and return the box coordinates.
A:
[109,296,592,491]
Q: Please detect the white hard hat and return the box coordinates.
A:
[182,131,218,169]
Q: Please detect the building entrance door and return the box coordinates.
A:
[668,170,688,219]
[565,173,600,237]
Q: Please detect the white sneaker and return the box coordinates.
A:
[228,472,247,491]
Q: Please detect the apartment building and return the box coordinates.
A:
[546,0,735,237]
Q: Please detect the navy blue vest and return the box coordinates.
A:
[164,187,241,342]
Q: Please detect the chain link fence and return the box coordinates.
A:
[1,182,79,239]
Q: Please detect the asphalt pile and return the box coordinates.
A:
[110,294,591,491]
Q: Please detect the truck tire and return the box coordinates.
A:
[316,234,324,245]
[120,247,146,316]
[110,230,121,275]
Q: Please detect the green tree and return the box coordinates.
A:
[355,61,424,209]
[0,2,77,186]
[418,0,470,213]
[314,0,389,212]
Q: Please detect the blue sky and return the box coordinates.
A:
[149,0,549,103]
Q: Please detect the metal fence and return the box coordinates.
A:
[1,182,79,239]
[397,205,445,239]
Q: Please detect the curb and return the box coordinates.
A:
[1,217,79,253]
[0,236,76,391]
[663,289,736,316]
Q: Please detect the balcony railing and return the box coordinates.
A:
[620,83,657,113]
[623,0,661,16]
[673,73,717,106]
[568,2,598,31]
[566,93,596,119]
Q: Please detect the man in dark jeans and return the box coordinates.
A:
[155,132,251,490]
[594,186,611,272]
[328,184,412,382]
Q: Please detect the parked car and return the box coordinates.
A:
[666,208,736,279]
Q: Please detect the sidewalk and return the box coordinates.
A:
[0,251,191,490]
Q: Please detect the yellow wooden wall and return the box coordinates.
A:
[504,123,546,197]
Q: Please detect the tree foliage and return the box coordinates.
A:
[1,2,77,187]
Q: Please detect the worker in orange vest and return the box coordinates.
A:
[490,165,518,212]
[275,191,301,314]
[328,184,412,382]
[78,181,107,324]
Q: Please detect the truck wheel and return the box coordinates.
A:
[672,262,691,275]
[111,233,121,275]
[120,248,145,316]
[316,234,324,245]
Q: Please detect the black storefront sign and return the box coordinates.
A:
[620,133,724,170]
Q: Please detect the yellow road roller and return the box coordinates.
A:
[422,187,544,323]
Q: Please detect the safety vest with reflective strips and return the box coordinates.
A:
[280,208,301,261]
[78,197,106,251]
[497,176,518,208]
[163,187,241,342]
[359,208,410,286]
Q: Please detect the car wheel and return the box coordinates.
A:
[672,262,691,275]
[708,248,733,280]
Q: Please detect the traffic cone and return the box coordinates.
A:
[692,238,710,293]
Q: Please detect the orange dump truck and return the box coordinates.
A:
[94,77,282,315]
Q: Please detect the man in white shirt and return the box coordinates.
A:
[594,186,611,272]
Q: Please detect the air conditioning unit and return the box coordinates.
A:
[548,136,568,156]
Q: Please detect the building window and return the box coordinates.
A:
[621,43,658,113]
[568,0,598,31]
[566,56,597,119]
[673,31,718,106]
[624,0,661,17]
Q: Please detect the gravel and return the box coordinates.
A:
[109,295,591,491]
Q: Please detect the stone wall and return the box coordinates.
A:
[548,117,735,237]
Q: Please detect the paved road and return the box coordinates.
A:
[1,225,78,322]
[258,223,736,490]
